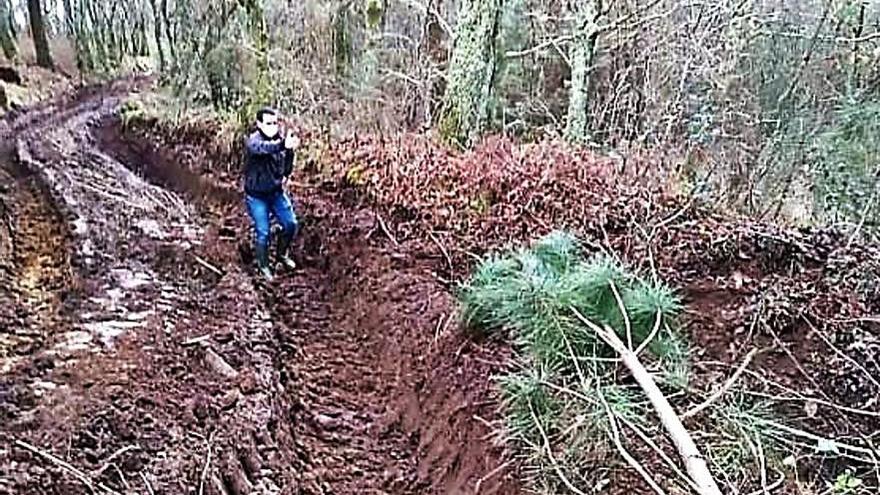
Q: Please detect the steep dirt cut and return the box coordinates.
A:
[0,82,519,494]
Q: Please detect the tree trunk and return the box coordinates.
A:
[72,0,93,73]
[138,11,149,56]
[0,0,17,62]
[62,0,74,35]
[87,0,109,71]
[27,0,55,68]
[238,0,270,122]
[361,0,385,87]
[564,0,598,144]
[148,0,164,69]
[6,0,14,38]
[437,0,503,147]
[333,1,353,79]
[161,0,175,60]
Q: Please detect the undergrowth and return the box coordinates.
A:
[458,231,788,493]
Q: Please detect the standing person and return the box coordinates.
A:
[244,107,300,281]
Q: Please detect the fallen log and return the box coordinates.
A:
[571,306,723,495]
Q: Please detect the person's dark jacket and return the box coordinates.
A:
[244,130,294,197]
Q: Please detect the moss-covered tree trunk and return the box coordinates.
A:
[238,0,270,123]
[361,0,385,87]
[27,0,55,68]
[438,0,503,147]
[0,0,17,62]
[148,0,165,70]
[333,1,353,79]
[564,0,598,144]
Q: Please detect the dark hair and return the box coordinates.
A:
[256,107,277,123]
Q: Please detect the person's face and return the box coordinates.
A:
[258,113,279,138]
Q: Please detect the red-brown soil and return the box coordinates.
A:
[0,81,519,494]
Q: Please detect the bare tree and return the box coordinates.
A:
[27,0,55,68]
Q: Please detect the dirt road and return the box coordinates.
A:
[0,82,517,494]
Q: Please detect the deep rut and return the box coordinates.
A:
[0,149,73,375]
[275,265,423,493]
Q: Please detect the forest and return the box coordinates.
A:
[1,1,879,494]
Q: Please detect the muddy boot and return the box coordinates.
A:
[276,234,296,271]
[255,244,274,282]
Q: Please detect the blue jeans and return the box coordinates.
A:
[246,191,299,253]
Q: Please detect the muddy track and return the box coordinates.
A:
[0,145,73,376]
[0,82,518,494]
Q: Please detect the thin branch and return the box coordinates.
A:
[634,310,663,357]
[757,419,879,462]
[376,213,400,247]
[504,34,575,59]
[596,387,669,495]
[14,440,121,495]
[682,348,759,420]
[608,280,633,350]
[139,472,155,495]
[803,316,880,392]
[427,230,453,270]
[193,254,224,276]
[198,433,213,495]
[528,402,589,495]
[616,414,703,494]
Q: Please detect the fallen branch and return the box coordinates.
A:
[756,418,879,460]
[182,334,212,347]
[682,348,759,420]
[473,460,512,494]
[204,348,239,380]
[608,280,633,350]
[803,316,880,392]
[376,213,400,247]
[139,472,155,495]
[571,307,723,495]
[745,470,785,495]
[14,440,121,495]
[92,445,141,479]
[634,309,663,357]
[193,254,224,277]
[198,434,214,495]
[617,413,703,494]
[427,230,453,270]
[557,319,667,494]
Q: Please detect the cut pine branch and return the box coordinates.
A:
[571,306,723,495]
